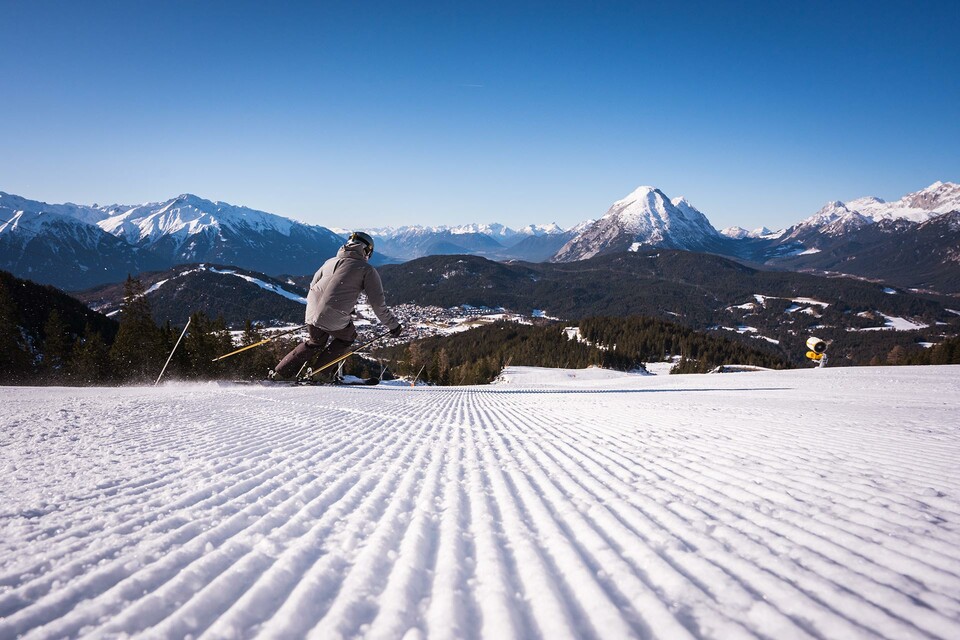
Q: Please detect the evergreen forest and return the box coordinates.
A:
[373,317,793,386]
[3,266,959,388]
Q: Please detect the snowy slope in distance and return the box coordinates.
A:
[2,365,960,638]
[207,267,308,304]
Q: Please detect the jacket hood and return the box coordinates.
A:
[337,241,369,260]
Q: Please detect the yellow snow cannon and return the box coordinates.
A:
[805,337,828,367]
[806,336,827,354]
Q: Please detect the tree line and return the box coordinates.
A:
[577,316,792,373]
[1,273,286,385]
[375,321,612,386]
[3,267,958,387]
[898,336,960,366]
[374,314,794,385]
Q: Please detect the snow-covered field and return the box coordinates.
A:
[2,365,960,639]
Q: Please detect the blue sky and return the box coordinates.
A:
[2,0,958,231]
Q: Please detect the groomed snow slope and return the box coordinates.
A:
[2,366,959,639]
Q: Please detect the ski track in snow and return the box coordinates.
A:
[1,366,960,639]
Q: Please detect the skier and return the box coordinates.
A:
[270,231,402,380]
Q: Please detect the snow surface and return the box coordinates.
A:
[852,313,930,332]
[2,366,960,639]
[752,294,829,309]
[143,279,170,295]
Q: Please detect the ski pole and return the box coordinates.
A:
[307,330,391,379]
[211,324,306,362]
[155,317,191,386]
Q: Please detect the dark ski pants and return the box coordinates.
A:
[274,323,357,379]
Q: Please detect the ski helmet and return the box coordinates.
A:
[349,231,375,257]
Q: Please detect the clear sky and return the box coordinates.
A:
[2,0,958,231]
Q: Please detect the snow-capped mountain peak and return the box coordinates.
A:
[787,181,960,246]
[359,222,571,261]
[903,180,960,213]
[720,226,750,239]
[670,195,699,212]
[839,181,959,223]
[1,190,346,289]
[369,222,567,240]
[603,187,670,231]
[785,200,874,243]
[607,186,669,223]
[615,185,657,200]
[0,192,116,233]
[811,201,854,223]
[97,194,298,246]
[845,195,886,211]
[514,222,565,236]
[720,225,775,240]
[552,185,722,262]
[449,222,512,238]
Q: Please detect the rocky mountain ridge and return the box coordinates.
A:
[0,192,344,290]
[3,180,958,293]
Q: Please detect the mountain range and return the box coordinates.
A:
[3,180,959,293]
[547,181,960,293]
[352,222,574,262]
[756,181,960,292]
[0,193,344,290]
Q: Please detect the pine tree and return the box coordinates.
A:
[0,281,32,383]
[41,309,72,382]
[110,276,164,382]
[69,325,112,384]
[182,312,234,379]
[886,345,907,365]
[407,341,425,377]
[436,348,451,385]
[236,320,276,380]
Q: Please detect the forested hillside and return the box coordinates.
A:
[374,317,792,385]
[377,251,952,327]
[0,271,286,385]
[373,251,960,366]
[77,264,308,327]
[1,270,118,384]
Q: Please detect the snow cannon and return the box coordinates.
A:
[805,336,828,367]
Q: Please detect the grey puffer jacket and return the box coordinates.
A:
[305,241,400,332]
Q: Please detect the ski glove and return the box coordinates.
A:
[390,324,403,337]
